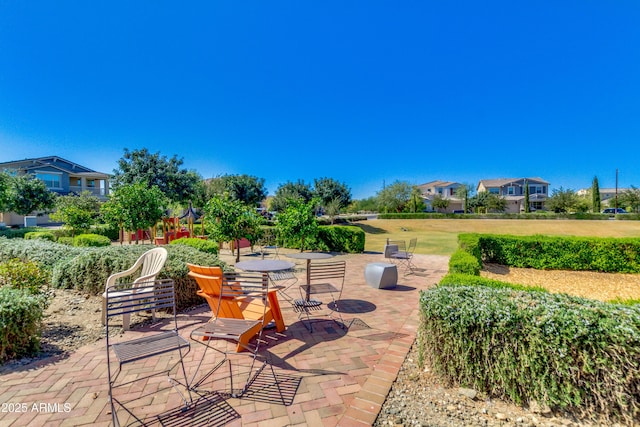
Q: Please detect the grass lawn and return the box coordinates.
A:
[354,218,640,256]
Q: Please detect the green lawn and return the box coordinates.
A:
[353,218,640,256]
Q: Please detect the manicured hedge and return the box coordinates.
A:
[0,287,45,362]
[448,250,481,275]
[24,231,56,241]
[438,273,547,293]
[316,225,365,253]
[73,233,112,247]
[419,286,640,423]
[476,234,640,273]
[169,237,219,254]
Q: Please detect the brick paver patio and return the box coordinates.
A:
[0,251,448,426]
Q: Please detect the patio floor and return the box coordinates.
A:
[0,251,449,427]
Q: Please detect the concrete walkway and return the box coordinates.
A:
[0,251,448,426]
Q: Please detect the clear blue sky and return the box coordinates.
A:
[1,1,639,199]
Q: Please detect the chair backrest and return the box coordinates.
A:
[221,272,269,300]
[187,264,224,295]
[308,261,346,285]
[407,238,417,253]
[387,240,407,253]
[135,247,168,284]
[106,279,177,324]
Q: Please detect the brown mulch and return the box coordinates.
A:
[481,263,640,302]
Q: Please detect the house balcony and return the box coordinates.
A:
[69,186,108,198]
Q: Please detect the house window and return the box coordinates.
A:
[507,186,516,195]
[529,185,546,194]
[489,188,499,194]
[35,172,62,189]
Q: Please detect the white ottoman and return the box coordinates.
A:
[365,262,398,289]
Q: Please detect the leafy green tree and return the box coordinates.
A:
[406,186,426,213]
[101,181,167,243]
[204,174,266,207]
[485,193,507,213]
[524,179,531,213]
[377,180,412,213]
[271,180,314,212]
[112,148,201,203]
[204,193,264,262]
[313,177,352,211]
[455,184,474,213]
[275,198,318,252]
[545,187,579,213]
[591,176,601,213]
[618,186,640,213]
[324,198,342,224]
[50,191,101,236]
[0,172,10,213]
[347,197,379,213]
[431,195,450,213]
[6,174,56,216]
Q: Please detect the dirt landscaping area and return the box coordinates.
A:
[481,263,640,302]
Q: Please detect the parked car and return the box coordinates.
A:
[602,208,627,214]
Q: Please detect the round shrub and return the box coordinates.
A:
[57,236,74,246]
[24,231,56,242]
[73,233,112,247]
[0,287,45,362]
[169,237,218,254]
[0,259,48,296]
[448,249,481,275]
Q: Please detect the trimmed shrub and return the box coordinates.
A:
[0,227,41,239]
[51,244,225,310]
[91,223,120,241]
[0,287,45,362]
[0,259,48,296]
[24,231,56,242]
[477,234,640,273]
[315,225,365,253]
[0,237,84,272]
[169,237,218,254]
[73,233,112,247]
[438,273,547,293]
[419,286,640,423]
[448,249,481,275]
[57,236,74,246]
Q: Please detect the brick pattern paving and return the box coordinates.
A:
[0,252,448,426]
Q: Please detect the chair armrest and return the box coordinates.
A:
[105,256,146,288]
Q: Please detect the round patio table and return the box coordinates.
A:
[234,259,295,330]
[285,252,334,307]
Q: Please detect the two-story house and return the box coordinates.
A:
[477,177,549,213]
[0,156,111,226]
[417,180,464,213]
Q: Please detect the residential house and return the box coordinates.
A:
[576,188,628,207]
[417,180,465,213]
[0,156,111,226]
[477,177,549,213]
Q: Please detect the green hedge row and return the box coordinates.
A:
[316,225,365,253]
[419,286,640,423]
[169,237,219,254]
[473,234,640,273]
[377,212,638,220]
[0,237,85,272]
[51,244,224,310]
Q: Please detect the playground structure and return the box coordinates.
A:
[153,202,206,245]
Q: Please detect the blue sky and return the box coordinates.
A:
[1,1,639,199]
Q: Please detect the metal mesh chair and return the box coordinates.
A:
[386,238,417,275]
[296,260,346,332]
[105,279,191,426]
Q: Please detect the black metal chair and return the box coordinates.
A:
[105,279,191,427]
[296,260,346,332]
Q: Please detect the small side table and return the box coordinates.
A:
[365,262,398,289]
